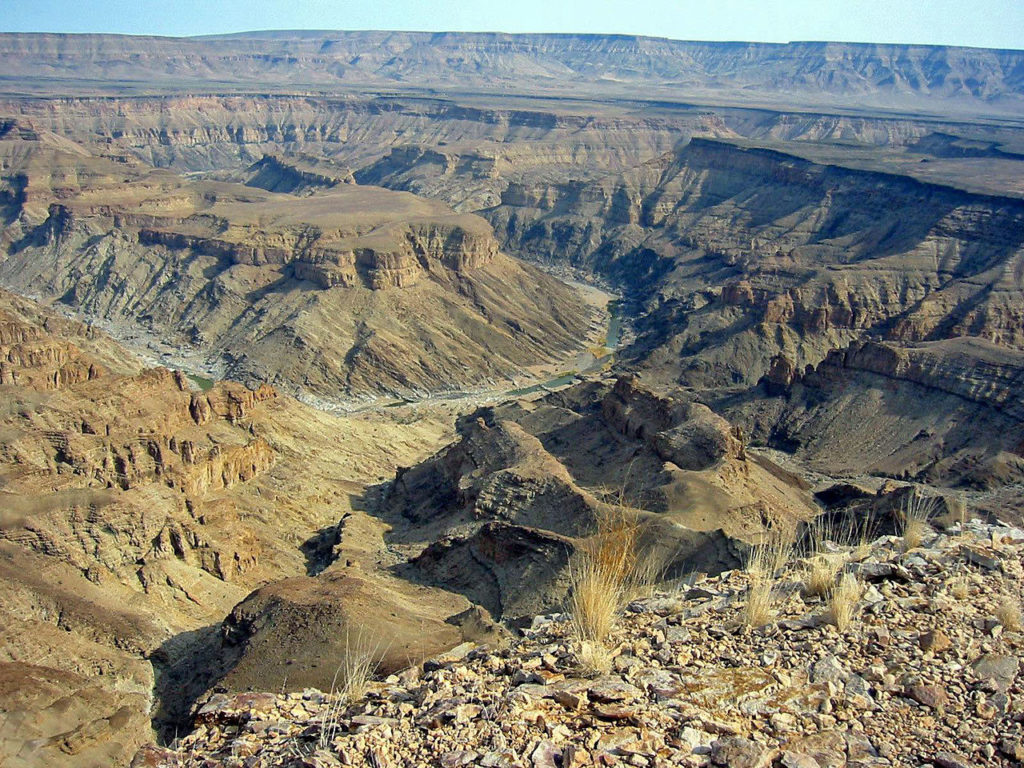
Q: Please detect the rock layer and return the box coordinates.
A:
[487,138,1024,391]
[0,290,462,766]
[2,33,1022,117]
[0,123,593,399]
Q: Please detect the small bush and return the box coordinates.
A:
[575,640,613,677]
[317,628,381,750]
[804,554,838,598]
[568,505,649,645]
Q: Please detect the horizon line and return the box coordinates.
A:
[0,28,1021,54]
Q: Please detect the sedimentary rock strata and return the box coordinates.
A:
[0,122,593,398]
[0,291,461,765]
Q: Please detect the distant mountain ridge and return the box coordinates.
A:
[1,31,1022,116]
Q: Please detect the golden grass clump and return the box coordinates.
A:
[804,554,839,599]
[317,628,381,750]
[568,504,650,646]
[948,575,971,601]
[800,513,878,599]
[995,597,1023,632]
[826,572,863,631]
[575,640,614,677]
[742,571,775,628]
[741,533,792,627]
[898,492,936,550]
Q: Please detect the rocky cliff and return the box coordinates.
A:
[485,138,1024,391]
[719,337,1024,491]
[2,33,1022,117]
[0,123,594,399]
[0,289,467,767]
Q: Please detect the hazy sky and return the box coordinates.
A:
[3,0,1023,50]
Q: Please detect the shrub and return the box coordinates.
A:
[566,501,670,675]
[317,627,381,750]
[995,597,1022,632]
[568,504,646,645]
[800,512,878,598]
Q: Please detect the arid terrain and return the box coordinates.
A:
[0,31,1022,768]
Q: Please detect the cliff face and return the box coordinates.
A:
[134,215,498,290]
[0,293,275,766]
[1,33,1022,117]
[719,337,1024,490]
[484,138,1024,390]
[0,95,697,180]
[0,124,593,399]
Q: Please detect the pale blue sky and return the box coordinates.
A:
[2,0,1022,50]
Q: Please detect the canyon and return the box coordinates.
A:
[0,30,1022,768]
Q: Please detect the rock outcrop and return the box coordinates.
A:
[244,154,355,196]
[721,337,1024,491]
[380,377,817,621]
[139,517,1024,768]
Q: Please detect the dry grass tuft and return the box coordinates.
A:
[568,554,624,646]
[802,518,840,598]
[948,575,971,601]
[568,504,654,646]
[898,492,936,550]
[995,597,1023,632]
[567,504,665,675]
[742,571,775,628]
[826,572,863,631]
[575,640,614,677]
[317,628,381,750]
[804,554,839,599]
[809,512,877,556]
[741,534,792,627]
[800,513,878,599]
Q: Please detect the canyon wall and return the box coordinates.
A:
[0,125,594,399]
[483,138,1024,389]
[1,33,1022,117]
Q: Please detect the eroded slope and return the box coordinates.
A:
[483,138,1024,394]
[0,122,593,400]
[0,289,465,766]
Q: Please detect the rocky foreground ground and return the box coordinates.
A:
[136,519,1023,768]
